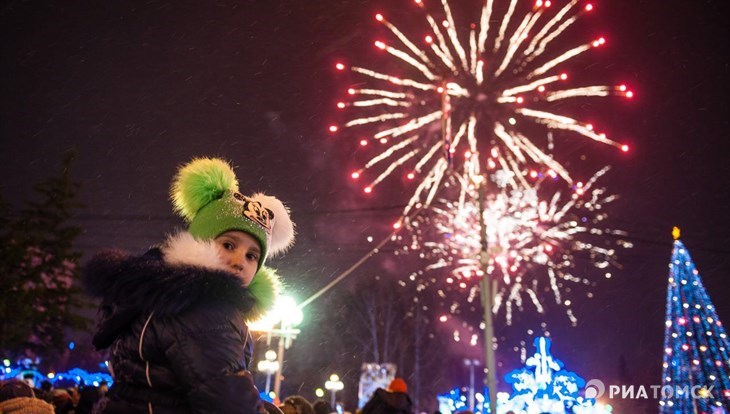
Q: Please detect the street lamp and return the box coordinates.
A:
[249,295,303,400]
[257,350,279,395]
[324,374,344,408]
[463,358,481,412]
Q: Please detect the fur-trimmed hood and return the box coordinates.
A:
[83,231,280,323]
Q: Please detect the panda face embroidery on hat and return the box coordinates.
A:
[233,192,274,233]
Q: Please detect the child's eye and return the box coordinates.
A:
[246,253,259,261]
[223,242,235,250]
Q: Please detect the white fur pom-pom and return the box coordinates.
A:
[251,193,295,256]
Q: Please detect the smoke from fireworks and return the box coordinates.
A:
[332,0,633,216]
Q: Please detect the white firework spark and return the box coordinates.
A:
[333,0,632,216]
[400,167,632,326]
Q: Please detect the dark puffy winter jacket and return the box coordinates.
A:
[361,388,413,414]
[83,232,280,414]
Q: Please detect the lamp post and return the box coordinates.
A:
[463,358,481,412]
[249,295,303,401]
[440,81,497,412]
[476,175,497,414]
[324,374,344,408]
[257,350,279,395]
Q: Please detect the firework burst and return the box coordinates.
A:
[398,167,632,326]
[332,0,632,216]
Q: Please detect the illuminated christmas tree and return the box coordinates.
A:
[660,228,730,413]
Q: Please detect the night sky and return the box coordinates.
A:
[1,0,729,411]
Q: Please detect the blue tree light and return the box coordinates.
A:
[499,337,611,414]
[0,360,112,388]
[660,234,730,413]
[438,387,487,414]
[51,368,113,387]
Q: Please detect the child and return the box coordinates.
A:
[83,157,295,414]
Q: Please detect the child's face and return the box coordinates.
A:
[214,230,261,286]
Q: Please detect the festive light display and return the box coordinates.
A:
[660,234,730,412]
[0,361,112,388]
[437,337,612,413]
[399,167,631,327]
[437,387,488,414]
[49,368,113,387]
[333,0,632,216]
[498,337,612,413]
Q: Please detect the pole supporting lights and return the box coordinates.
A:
[249,295,303,400]
[324,374,344,408]
[477,174,498,414]
[463,358,481,412]
[257,350,279,395]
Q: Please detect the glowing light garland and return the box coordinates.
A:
[332,0,633,216]
[436,337,613,414]
[0,361,113,388]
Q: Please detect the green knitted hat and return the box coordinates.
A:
[170,157,295,269]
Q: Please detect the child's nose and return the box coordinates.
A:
[230,255,245,270]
